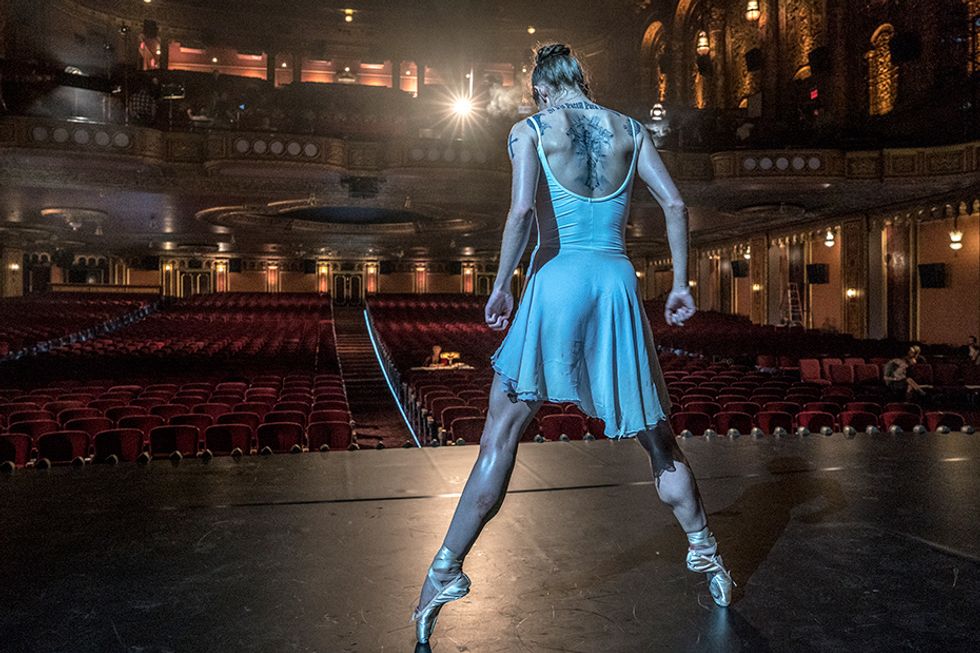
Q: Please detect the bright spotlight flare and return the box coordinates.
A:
[452,96,474,118]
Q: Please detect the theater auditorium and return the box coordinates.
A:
[1,1,979,651]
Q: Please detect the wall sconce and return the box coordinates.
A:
[163,263,173,272]
[752,283,762,292]
[745,0,761,21]
[824,229,836,247]
[650,103,666,121]
[215,262,227,273]
[9,263,21,272]
[696,30,710,56]
[845,288,859,299]
[688,280,698,288]
[318,264,329,275]
[344,8,354,22]
[743,246,752,260]
[950,219,964,251]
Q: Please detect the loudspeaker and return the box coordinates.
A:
[379,261,395,275]
[303,259,317,274]
[731,260,749,278]
[918,263,947,288]
[890,32,922,63]
[228,258,243,273]
[806,263,829,285]
[187,258,203,270]
[696,54,713,76]
[745,48,763,72]
[142,19,159,39]
[448,261,462,275]
[808,46,831,75]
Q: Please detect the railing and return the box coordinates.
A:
[362,303,421,447]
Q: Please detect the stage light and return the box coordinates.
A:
[452,96,474,117]
[650,102,666,121]
[745,0,760,21]
[281,61,287,68]
[144,0,152,4]
[527,26,536,34]
[696,30,710,56]
[211,56,218,63]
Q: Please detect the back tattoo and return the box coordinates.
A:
[566,115,614,192]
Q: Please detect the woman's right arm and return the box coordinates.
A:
[635,126,695,326]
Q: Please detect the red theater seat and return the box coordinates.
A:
[756,411,794,434]
[840,411,878,431]
[924,411,965,432]
[149,425,200,458]
[539,414,587,440]
[881,411,921,431]
[9,419,60,442]
[204,424,253,456]
[715,412,754,435]
[257,422,304,453]
[106,405,148,422]
[118,414,165,440]
[36,430,90,464]
[217,412,261,433]
[0,434,32,467]
[797,411,835,432]
[307,421,353,450]
[449,416,484,443]
[94,429,144,463]
[264,410,307,428]
[64,417,115,439]
[670,412,712,436]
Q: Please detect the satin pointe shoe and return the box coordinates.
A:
[410,545,471,644]
[686,546,735,607]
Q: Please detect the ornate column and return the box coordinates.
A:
[842,217,870,338]
[760,0,783,120]
[750,235,768,324]
[709,5,729,109]
[292,50,303,84]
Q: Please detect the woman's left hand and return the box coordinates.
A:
[485,288,514,331]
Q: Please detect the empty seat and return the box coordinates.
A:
[256,422,304,453]
[715,411,754,434]
[883,402,922,418]
[803,401,841,415]
[844,401,881,416]
[170,413,214,433]
[64,417,115,439]
[264,410,306,427]
[9,410,55,426]
[149,425,200,458]
[756,411,794,434]
[36,430,90,464]
[216,412,261,433]
[204,424,253,456]
[57,407,101,425]
[233,402,272,418]
[840,411,878,431]
[881,411,921,431]
[193,403,233,419]
[763,401,801,415]
[118,414,166,439]
[449,416,484,443]
[683,401,722,416]
[539,414,587,440]
[0,434,32,467]
[669,412,712,436]
[307,421,353,451]
[924,411,965,432]
[106,405,148,422]
[722,401,761,416]
[93,429,144,463]
[586,417,606,438]
[9,419,60,442]
[797,411,835,432]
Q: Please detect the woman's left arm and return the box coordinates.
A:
[486,120,540,331]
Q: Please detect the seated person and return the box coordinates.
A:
[422,344,443,367]
[883,353,925,401]
[906,345,927,365]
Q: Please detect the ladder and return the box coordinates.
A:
[785,283,804,327]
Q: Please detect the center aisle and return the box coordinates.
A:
[331,304,411,448]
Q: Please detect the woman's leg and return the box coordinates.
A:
[415,371,542,611]
[636,420,734,606]
[635,421,707,532]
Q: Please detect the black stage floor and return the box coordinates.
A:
[3,433,979,653]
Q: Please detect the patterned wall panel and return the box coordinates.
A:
[842,217,868,338]
[750,235,768,324]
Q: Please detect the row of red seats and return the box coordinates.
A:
[670,409,966,436]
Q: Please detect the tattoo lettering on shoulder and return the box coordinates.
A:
[566,115,614,191]
[508,133,519,158]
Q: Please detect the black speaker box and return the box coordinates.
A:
[448,261,462,275]
[379,261,395,275]
[696,54,713,76]
[890,32,922,63]
[228,258,243,273]
[918,263,947,288]
[806,263,829,284]
[731,260,749,278]
[808,46,831,75]
[745,48,763,72]
[303,259,317,274]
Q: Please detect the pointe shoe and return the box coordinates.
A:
[686,548,735,607]
[410,546,471,644]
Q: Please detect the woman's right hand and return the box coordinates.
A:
[665,288,696,327]
[485,288,514,331]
